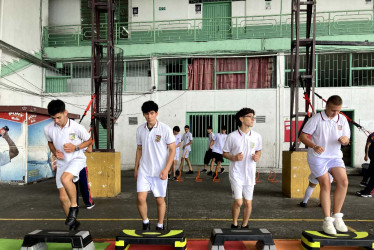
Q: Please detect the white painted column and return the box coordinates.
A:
[276,52,285,168]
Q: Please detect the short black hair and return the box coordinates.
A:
[47,99,65,116]
[184,125,190,129]
[221,125,227,131]
[173,126,180,132]
[207,125,212,130]
[326,95,343,106]
[141,101,158,113]
[235,108,255,127]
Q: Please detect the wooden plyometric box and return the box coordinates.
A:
[282,151,320,199]
[85,152,121,197]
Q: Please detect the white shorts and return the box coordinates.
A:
[174,150,180,161]
[56,161,85,189]
[308,172,333,185]
[182,149,190,159]
[307,156,345,178]
[137,172,168,197]
[231,181,254,200]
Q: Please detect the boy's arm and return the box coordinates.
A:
[160,142,176,180]
[134,145,142,179]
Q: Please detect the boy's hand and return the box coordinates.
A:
[55,150,64,160]
[63,143,75,153]
[159,168,168,180]
[252,154,260,162]
[338,136,349,146]
[234,152,243,161]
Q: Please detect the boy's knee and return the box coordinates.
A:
[234,199,243,207]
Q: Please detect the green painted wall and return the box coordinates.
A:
[44,34,374,60]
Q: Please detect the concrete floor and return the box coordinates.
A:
[0,168,373,241]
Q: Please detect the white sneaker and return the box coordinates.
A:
[322,217,337,235]
[333,213,348,232]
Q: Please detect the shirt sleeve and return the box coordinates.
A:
[302,114,318,135]
[136,127,142,146]
[342,118,351,139]
[223,134,231,153]
[165,126,176,145]
[43,124,52,142]
[189,133,193,141]
[256,134,263,151]
[77,124,91,141]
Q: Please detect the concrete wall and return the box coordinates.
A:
[1,0,45,53]
[48,0,80,26]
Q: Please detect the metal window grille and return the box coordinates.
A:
[352,52,374,86]
[318,53,349,87]
[125,60,152,92]
[218,114,236,134]
[45,62,92,93]
[158,58,187,90]
[189,114,213,138]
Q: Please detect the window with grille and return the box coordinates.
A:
[125,60,152,92]
[158,58,187,90]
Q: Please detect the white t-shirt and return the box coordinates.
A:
[175,133,182,157]
[302,111,350,159]
[181,132,193,152]
[0,150,10,167]
[44,119,91,167]
[223,129,262,186]
[212,133,228,154]
[136,121,175,177]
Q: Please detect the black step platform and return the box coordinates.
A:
[21,229,94,250]
[301,230,374,250]
[209,228,276,250]
[115,229,186,250]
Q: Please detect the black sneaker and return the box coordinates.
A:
[299,202,307,208]
[220,168,225,174]
[156,225,164,231]
[142,222,150,231]
[69,220,80,231]
[171,177,177,181]
[359,182,367,187]
[65,206,79,226]
[186,170,194,174]
[231,224,239,229]
[207,171,213,176]
[241,225,249,229]
[201,169,207,173]
[356,190,372,198]
[175,170,180,176]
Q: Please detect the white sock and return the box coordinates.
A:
[157,223,163,228]
[303,186,315,203]
[143,219,149,224]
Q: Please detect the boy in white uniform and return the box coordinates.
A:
[223,108,262,228]
[171,126,182,181]
[135,101,176,231]
[209,126,228,178]
[44,100,92,230]
[178,125,194,174]
[299,95,350,235]
[201,126,214,173]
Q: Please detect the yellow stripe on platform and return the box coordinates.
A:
[115,240,124,246]
[175,239,187,247]
[301,235,320,248]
